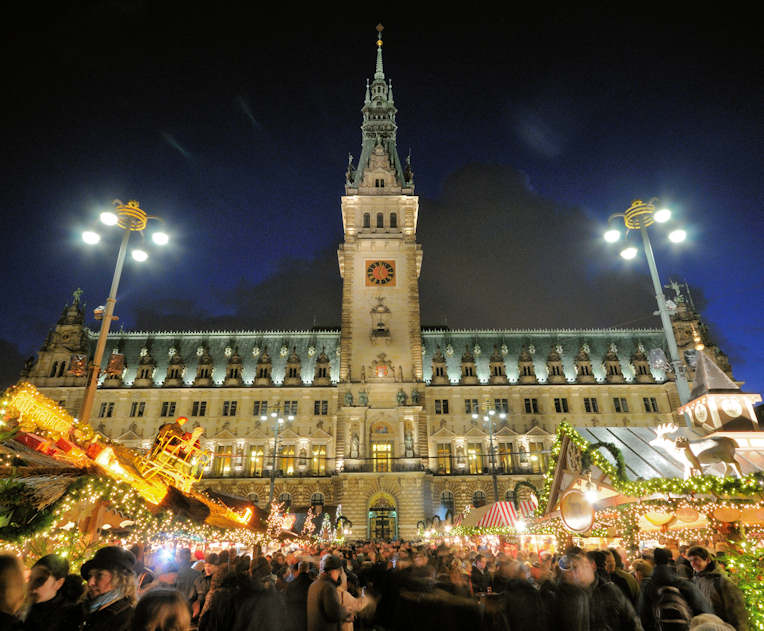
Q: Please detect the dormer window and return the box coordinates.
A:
[390,212,397,228]
[375,178,385,188]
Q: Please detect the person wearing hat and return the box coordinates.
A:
[307,554,348,631]
[79,546,137,631]
[25,554,83,631]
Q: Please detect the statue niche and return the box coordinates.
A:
[370,297,391,344]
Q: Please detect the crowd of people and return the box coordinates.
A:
[0,539,750,631]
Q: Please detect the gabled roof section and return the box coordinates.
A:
[691,349,740,398]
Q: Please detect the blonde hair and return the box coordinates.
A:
[0,554,25,615]
[110,568,138,606]
[133,588,191,631]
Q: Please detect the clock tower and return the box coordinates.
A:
[338,26,423,385]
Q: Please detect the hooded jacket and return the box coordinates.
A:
[692,561,748,631]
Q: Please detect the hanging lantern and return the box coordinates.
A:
[675,507,699,523]
[644,511,675,527]
[712,507,741,523]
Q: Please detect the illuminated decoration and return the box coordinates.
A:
[559,489,594,533]
[302,505,317,537]
[265,501,286,540]
[5,382,74,438]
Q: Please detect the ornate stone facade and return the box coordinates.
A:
[22,35,735,540]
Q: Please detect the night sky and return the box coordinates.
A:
[2,8,762,396]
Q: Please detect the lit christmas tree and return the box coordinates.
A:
[302,505,317,537]
[724,541,764,631]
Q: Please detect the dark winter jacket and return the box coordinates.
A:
[692,561,748,631]
[502,578,549,630]
[230,577,284,631]
[0,611,23,631]
[307,574,346,631]
[638,563,712,631]
[586,575,644,631]
[79,596,133,631]
[611,568,640,606]
[470,566,491,593]
[285,572,313,631]
[198,571,242,631]
[24,593,83,631]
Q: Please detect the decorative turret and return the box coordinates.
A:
[574,344,595,383]
[430,346,448,385]
[193,345,214,387]
[489,346,508,384]
[162,344,185,387]
[546,346,565,384]
[254,346,273,387]
[517,346,537,384]
[603,343,624,383]
[102,344,127,388]
[283,347,302,386]
[133,344,156,388]
[345,25,413,195]
[223,346,244,386]
[460,346,478,385]
[631,344,655,384]
[313,347,331,386]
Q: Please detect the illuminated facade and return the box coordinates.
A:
[22,34,735,539]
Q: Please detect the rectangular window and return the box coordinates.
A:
[191,401,207,417]
[372,442,392,472]
[529,442,546,473]
[212,445,232,476]
[498,442,515,471]
[311,445,326,475]
[98,402,115,418]
[314,400,328,415]
[464,399,479,414]
[494,398,509,413]
[643,397,659,413]
[129,401,145,417]
[524,398,539,414]
[554,398,569,413]
[467,443,483,474]
[284,400,298,415]
[434,399,449,414]
[222,400,238,417]
[437,443,452,474]
[252,400,267,416]
[247,446,263,477]
[584,397,599,413]
[280,445,295,475]
[613,397,629,413]
[160,401,176,417]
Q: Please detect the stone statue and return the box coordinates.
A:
[411,389,420,404]
[360,365,366,383]
[397,365,403,382]
[344,391,353,407]
[396,389,406,406]
[404,431,414,457]
[350,433,359,459]
[359,390,368,406]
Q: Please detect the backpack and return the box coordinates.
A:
[653,584,693,631]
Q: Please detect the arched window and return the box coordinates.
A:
[504,489,514,502]
[278,492,292,509]
[248,493,259,506]
[310,492,324,506]
[390,212,397,228]
[363,213,370,228]
[472,490,486,508]
[440,490,454,514]
[376,213,384,228]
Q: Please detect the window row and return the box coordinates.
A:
[427,396,660,417]
[208,444,328,477]
[100,399,331,419]
[434,441,548,475]
[362,212,398,229]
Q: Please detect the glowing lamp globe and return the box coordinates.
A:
[603,229,621,243]
[131,249,149,262]
[619,246,638,260]
[152,232,169,246]
[100,211,118,226]
[653,208,671,223]
[82,231,101,244]
[668,229,687,243]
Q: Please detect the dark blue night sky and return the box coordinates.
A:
[1,9,762,396]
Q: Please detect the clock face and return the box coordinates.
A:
[365,260,396,286]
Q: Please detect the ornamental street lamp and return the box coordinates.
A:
[79,200,169,427]
[472,404,506,502]
[603,198,691,424]
[263,405,294,505]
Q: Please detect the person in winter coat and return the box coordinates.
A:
[24,554,83,631]
[79,546,137,631]
[606,549,640,607]
[687,547,748,631]
[565,552,644,631]
[502,577,549,631]
[469,555,491,594]
[0,554,25,631]
[307,555,348,631]
[285,562,312,631]
[131,588,190,631]
[189,554,217,622]
[337,568,371,631]
[637,547,712,631]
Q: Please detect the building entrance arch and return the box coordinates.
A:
[367,491,398,540]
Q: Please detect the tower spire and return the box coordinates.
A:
[375,23,385,80]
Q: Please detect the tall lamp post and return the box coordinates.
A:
[472,404,506,502]
[603,198,692,425]
[79,200,169,427]
[263,405,294,505]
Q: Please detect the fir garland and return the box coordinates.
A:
[581,441,627,480]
